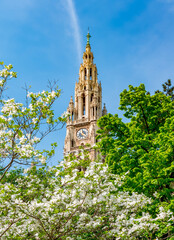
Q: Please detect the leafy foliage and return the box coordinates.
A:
[97,84,174,204]
[156,79,174,101]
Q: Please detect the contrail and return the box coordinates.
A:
[66,0,82,63]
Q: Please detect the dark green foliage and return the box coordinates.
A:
[156,79,174,101]
[0,167,24,184]
[97,84,174,207]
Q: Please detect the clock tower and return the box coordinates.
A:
[64,32,107,160]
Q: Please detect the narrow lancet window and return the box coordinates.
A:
[91,93,94,102]
[83,94,85,115]
[94,70,96,81]
[84,68,87,80]
[90,68,92,80]
[71,140,74,147]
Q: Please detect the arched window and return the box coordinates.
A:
[84,68,87,80]
[91,93,94,102]
[72,111,74,121]
[71,140,74,147]
[82,94,85,115]
[90,68,92,80]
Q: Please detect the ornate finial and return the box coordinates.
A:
[70,96,73,102]
[102,103,107,116]
[69,96,74,110]
[86,28,91,46]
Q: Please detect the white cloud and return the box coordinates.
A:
[63,0,82,63]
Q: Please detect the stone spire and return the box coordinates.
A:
[102,103,107,116]
[82,30,94,67]
[69,96,74,106]
[67,96,74,123]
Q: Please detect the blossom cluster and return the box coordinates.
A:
[0,159,173,239]
[0,62,65,174]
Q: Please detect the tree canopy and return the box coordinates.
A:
[97,84,174,207]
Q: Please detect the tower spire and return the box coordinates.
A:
[86,28,91,46]
[64,33,102,161]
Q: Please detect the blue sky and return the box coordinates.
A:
[0,0,174,165]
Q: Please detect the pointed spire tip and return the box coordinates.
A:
[86,28,91,46]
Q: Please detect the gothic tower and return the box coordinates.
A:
[64,32,107,160]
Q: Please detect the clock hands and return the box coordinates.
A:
[81,129,86,136]
[77,129,88,139]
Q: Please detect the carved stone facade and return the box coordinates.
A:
[64,33,107,160]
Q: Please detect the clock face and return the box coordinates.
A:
[77,128,88,140]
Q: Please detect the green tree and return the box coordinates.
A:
[97,84,174,207]
[156,79,174,101]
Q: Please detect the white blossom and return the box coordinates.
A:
[0,159,173,239]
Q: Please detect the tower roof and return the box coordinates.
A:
[69,96,74,106]
[83,29,94,64]
[102,103,107,116]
